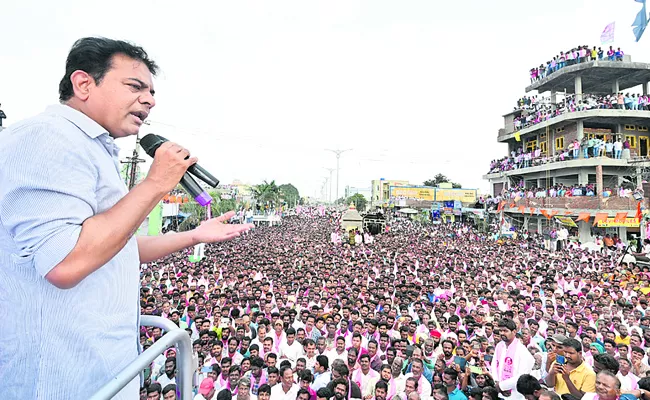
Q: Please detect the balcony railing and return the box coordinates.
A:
[503,195,646,211]
[89,315,194,400]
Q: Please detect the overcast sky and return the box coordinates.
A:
[2,0,648,199]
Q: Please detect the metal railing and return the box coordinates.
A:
[89,315,194,400]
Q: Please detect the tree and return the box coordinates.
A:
[346,193,368,211]
[177,192,239,232]
[252,180,280,206]
[423,173,463,188]
[278,183,300,208]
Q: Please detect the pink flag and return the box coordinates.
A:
[600,22,615,44]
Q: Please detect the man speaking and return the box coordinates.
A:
[0,37,253,399]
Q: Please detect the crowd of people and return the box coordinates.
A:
[488,137,632,175]
[512,92,650,132]
[136,207,650,400]
[529,45,625,82]
[495,184,642,200]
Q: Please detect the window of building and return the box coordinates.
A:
[625,124,636,131]
[555,136,565,150]
[540,141,547,155]
[587,133,606,140]
[626,135,637,148]
[526,140,538,152]
[639,126,649,132]
[555,127,565,133]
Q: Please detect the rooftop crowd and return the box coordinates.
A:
[488,137,632,175]
[137,206,650,400]
[530,45,625,83]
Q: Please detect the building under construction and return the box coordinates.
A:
[485,54,650,242]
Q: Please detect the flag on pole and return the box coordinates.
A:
[633,0,648,42]
[600,22,615,44]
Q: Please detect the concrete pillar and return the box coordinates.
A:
[637,167,643,187]
[613,79,620,94]
[550,90,557,104]
[644,81,649,96]
[578,170,589,185]
[596,165,603,198]
[575,75,583,102]
[576,120,584,141]
[619,226,628,240]
[537,217,543,234]
[578,221,592,243]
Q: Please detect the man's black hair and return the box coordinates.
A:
[59,37,159,101]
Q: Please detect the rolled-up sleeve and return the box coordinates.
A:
[0,122,98,277]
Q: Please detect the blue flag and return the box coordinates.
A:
[633,0,648,42]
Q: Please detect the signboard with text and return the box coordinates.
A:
[596,217,640,228]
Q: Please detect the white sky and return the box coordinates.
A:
[2,0,649,198]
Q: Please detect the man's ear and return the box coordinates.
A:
[69,70,94,101]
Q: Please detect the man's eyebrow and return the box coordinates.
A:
[126,77,155,96]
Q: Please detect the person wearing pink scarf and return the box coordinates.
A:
[491,319,534,400]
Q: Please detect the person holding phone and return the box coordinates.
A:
[545,338,596,397]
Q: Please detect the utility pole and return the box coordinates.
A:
[324,168,335,203]
[121,134,145,190]
[325,149,352,203]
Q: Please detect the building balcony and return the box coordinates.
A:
[502,195,646,214]
[484,157,629,179]
[499,109,650,140]
[525,59,650,94]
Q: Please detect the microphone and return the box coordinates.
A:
[140,134,216,206]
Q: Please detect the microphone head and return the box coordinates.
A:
[140,134,166,157]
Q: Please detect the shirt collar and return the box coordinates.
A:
[46,103,109,139]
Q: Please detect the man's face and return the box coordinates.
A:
[306,343,315,357]
[500,327,516,343]
[443,342,453,357]
[81,54,156,138]
[411,361,422,378]
[229,341,237,354]
[334,383,347,399]
[263,340,272,353]
[165,360,175,377]
[282,368,293,387]
[405,379,416,395]
[375,387,387,400]
[163,389,177,400]
[564,346,581,366]
[268,373,279,387]
[148,391,161,400]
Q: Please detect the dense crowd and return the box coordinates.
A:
[512,93,649,132]
[136,207,650,400]
[488,137,631,174]
[530,45,625,82]
[497,184,642,200]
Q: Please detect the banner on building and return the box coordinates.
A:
[435,189,477,203]
[389,186,435,201]
[555,216,578,227]
[597,217,640,227]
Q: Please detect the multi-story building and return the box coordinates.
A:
[485,54,650,242]
[371,179,409,206]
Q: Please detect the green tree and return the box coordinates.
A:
[423,174,462,188]
[177,192,239,232]
[278,183,300,208]
[252,180,280,206]
[346,193,367,211]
